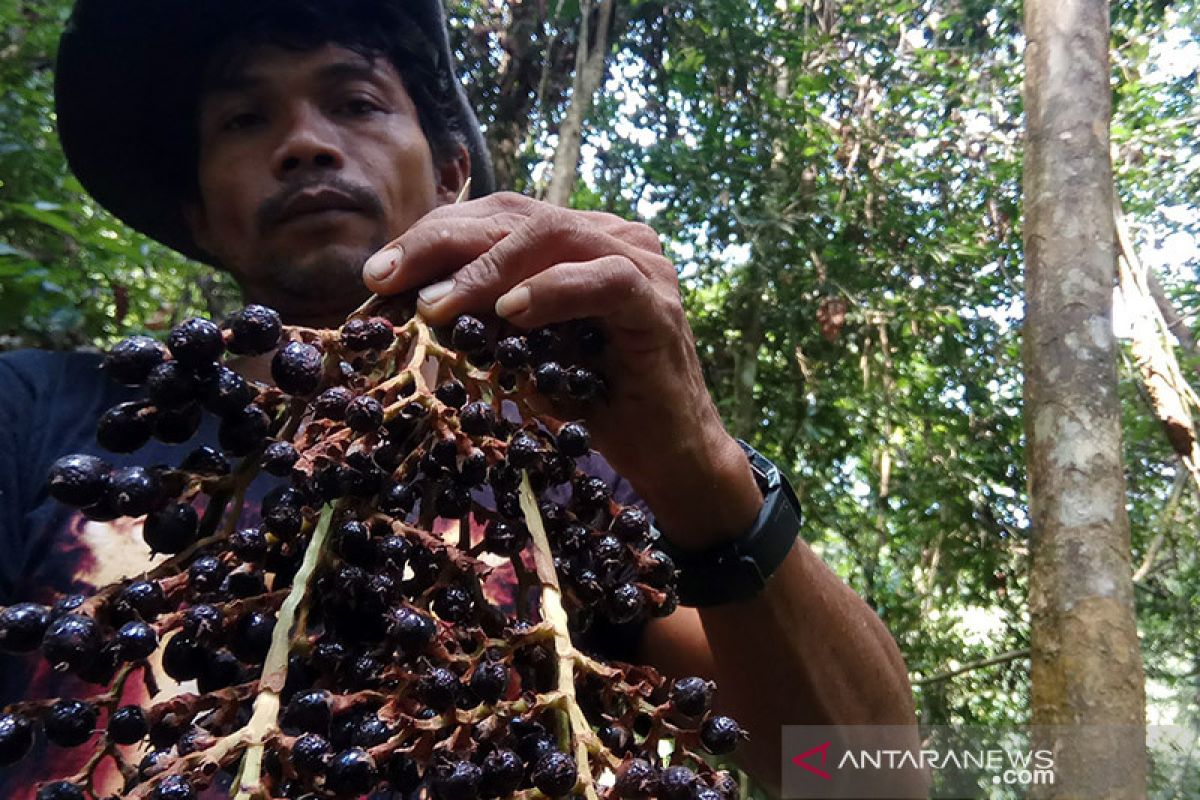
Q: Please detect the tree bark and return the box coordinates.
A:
[545,0,617,207]
[1023,1,1147,797]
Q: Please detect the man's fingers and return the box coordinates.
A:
[362,213,524,293]
[491,256,664,336]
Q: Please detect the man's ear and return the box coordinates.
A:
[434,144,471,205]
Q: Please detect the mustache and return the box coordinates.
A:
[257,176,385,231]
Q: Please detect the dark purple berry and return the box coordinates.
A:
[271,341,324,395]
[435,379,468,409]
[480,747,523,797]
[345,395,384,432]
[168,318,224,369]
[700,715,743,755]
[567,366,600,399]
[436,483,472,518]
[108,705,148,745]
[532,750,577,796]
[47,454,110,507]
[495,336,529,368]
[350,714,392,748]
[198,648,244,693]
[659,765,699,800]
[44,699,97,747]
[143,502,198,554]
[292,732,331,773]
[231,610,275,663]
[104,335,167,385]
[670,676,714,718]
[41,613,101,672]
[314,387,354,420]
[470,659,509,704]
[459,401,495,436]
[419,667,461,712]
[450,314,487,352]
[378,481,418,515]
[573,475,611,511]
[599,723,634,756]
[97,401,153,452]
[146,361,198,409]
[483,519,526,557]
[326,748,376,796]
[181,603,224,645]
[389,606,436,652]
[431,757,482,800]
[152,403,203,444]
[506,430,542,470]
[117,620,158,661]
[0,603,50,653]
[611,506,650,540]
[199,366,253,416]
[613,758,658,798]
[107,465,162,517]
[180,445,230,476]
[115,580,166,623]
[187,555,227,592]
[607,582,645,624]
[218,404,271,456]
[162,634,203,681]
[229,526,269,563]
[460,449,487,486]
[150,775,196,800]
[533,361,565,394]
[226,305,282,355]
[261,441,298,476]
[283,691,331,735]
[0,713,33,766]
[556,422,590,458]
[340,317,393,351]
[432,585,474,623]
[35,781,84,800]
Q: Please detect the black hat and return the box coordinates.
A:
[54,0,494,265]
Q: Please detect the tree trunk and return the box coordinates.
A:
[486,0,546,193]
[1023,0,1147,797]
[545,0,616,207]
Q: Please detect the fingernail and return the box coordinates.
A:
[418,278,455,307]
[364,246,401,283]
[495,286,531,319]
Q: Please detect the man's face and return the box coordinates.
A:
[185,43,464,324]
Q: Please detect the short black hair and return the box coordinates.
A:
[188,0,466,191]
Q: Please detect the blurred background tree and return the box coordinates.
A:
[3,0,1198,794]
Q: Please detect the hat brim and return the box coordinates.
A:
[54,0,494,266]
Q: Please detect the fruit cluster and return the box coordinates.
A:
[0,298,744,799]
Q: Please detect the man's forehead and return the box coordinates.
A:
[201,43,395,95]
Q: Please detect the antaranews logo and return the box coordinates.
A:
[790,741,833,781]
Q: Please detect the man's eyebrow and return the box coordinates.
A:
[203,60,387,95]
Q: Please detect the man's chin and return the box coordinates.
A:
[256,242,378,318]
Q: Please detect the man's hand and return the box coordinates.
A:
[362,192,762,551]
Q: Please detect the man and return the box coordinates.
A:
[0,0,921,796]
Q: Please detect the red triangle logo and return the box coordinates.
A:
[791,740,833,780]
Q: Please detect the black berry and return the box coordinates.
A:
[271,341,324,395]
[0,713,34,766]
[97,401,153,453]
[47,454,111,507]
[700,714,743,755]
[226,304,282,355]
[42,613,101,672]
[451,314,487,352]
[168,317,224,369]
[44,699,97,747]
[0,603,51,653]
[108,705,149,745]
[143,502,198,554]
[532,750,578,796]
[104,335,167,385]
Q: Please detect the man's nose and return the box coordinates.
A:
[271,108,345,179]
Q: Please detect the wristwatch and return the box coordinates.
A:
[657,440,802,607]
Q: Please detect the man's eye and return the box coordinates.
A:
[222,112,263,131]
[340,99,383,116]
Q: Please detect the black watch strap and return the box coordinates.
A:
[657,441,802,607]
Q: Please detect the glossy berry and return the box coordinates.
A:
[0,713,34,766]
[506,430,542,470]
[0,603,51,653]
[199,366,254,416]
[283,691,332,735]
[168,318,224,369]
[533,361,566,394]
[431,758,482,800]
[345,395,384,432]
[459,401,495,436]
[150,775,196,800]
[162,634,203,681]
[187,555,227,593]
[435,379,467,409]
[44,699,97,747]
[659,766,699,800]
[451,314,487,352]
[180,445,230,476]
[96,401,153,452]
[495,336,529,368]
[108,705,149,745]
[314,386,354,420]
[351,714,392,748]
[47,454,111,507]
[469,659,509,704]
[107,465,162,517]
[532,751,578,797]
[700,715,743,755]
[180,603,224,645]
[480,748,523,797]
[260,441,299,476]
[143,502,198,554]
[229,526,269,563]
[611,506,650,540]
[483,519,526,557]
[117,620,158,661]
[35,780,84,800]
[340,316,393,351]
[262,486,306,538]
[378,481,417,515]
[218,404,271,456]
[425,438,459,473]
[556,422,590,458]
[573,475,611,510]
[436,483,471,518]
[432,585,473,623]
[607,582,645,624]
[326,748,376,797]
[152,403,203,444]
[670,676,714,718]
[104,335,167,385]
[271,341,324,395]
[599,723,634,756]
[231,610,275,663]
[226,304,282,355]
[460,449,488,486]
[198,648,244,693]
[613,758,658,798]
[292,732,331,773]
[418,667,461,712]
[42,613,101,672]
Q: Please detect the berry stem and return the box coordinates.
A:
[231,502,336,800]
[517,472,602,800]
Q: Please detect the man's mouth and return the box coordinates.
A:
[275,188,365,226]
